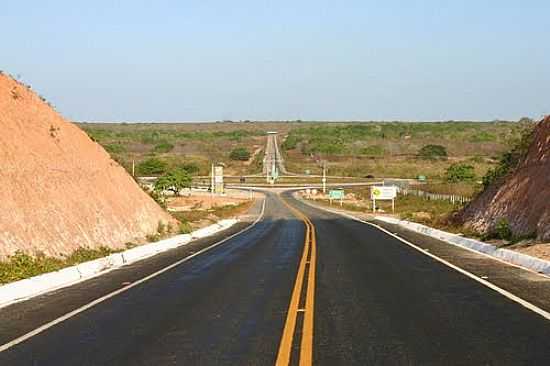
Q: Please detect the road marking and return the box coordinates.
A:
[276,198,316,366]
[0,199,266,354]
[300,199,550,322]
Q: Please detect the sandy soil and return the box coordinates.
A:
[167,190,252,211]
[514,244,550,261]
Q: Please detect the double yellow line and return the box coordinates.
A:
[276,198,317,366]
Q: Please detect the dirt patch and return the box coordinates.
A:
[514,244,550,261]
[167,191,250,212]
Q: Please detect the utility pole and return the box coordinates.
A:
[322,161,327,194]
[211,163,214,197]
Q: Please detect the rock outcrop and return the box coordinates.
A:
[461,116,550,241]
[0,73,175,258]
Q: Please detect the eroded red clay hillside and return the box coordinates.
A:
[0,74,175,258]
[461,116,550,241]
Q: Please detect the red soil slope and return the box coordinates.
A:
[0,74,174,258]
[461,116,550,241]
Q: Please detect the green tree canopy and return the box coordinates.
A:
[137,157,168,176]
[154,168,192,196]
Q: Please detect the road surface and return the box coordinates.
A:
[2,191,550,365]
[263,133,288,177]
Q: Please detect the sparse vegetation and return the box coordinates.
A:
[0,247,119,284]
[481,122,536,188]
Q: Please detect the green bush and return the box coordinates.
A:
[178,221,192,234]
[418,145,448,160]
[137,157,168,176]
[445,163,475,182]
[153,142,174,153]
[230,147,251,161]
[495,217,512,240]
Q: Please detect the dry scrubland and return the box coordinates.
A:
[78,122,298,176]
[81,121,524,185]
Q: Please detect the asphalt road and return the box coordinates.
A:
[2,191,550,365]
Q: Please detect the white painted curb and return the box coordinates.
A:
[374,216,550,276]
[0,219,238,308]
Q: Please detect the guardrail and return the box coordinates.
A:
[399,188,471,204]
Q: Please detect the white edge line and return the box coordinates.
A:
[297,195,550,322]
[0,198,266,353]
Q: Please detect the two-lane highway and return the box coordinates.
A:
[2,191,550,365]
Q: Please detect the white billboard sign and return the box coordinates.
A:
[371,186,397,200]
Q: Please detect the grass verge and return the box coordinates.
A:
[0,247,120,285]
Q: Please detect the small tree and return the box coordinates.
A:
[418,144,448,160]
[137,157,167,176]
[445,163,475,182]
[229,147,251,161]
[154,168,192,196]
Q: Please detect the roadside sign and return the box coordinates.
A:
[329,189,344,206]
[371,186,397,213]
[329,190,344,199]
[371,186,397,200]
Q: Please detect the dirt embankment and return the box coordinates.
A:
[460,117,550,241]
[0,74,175,259]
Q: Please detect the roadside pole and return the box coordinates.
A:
[210,163,214,197]
[322,162,327,194]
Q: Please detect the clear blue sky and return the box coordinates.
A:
[1,1,549,122]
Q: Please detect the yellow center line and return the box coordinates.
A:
[276,198,317,366]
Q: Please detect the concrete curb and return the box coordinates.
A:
[295,194,550,277]
[374,216,550,276]
[0,219,238,308]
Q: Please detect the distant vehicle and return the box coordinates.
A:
[240,176,246,183]
[365,174,375,178]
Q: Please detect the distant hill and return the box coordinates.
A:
[460,116,550,241]
[0,73,174,258]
